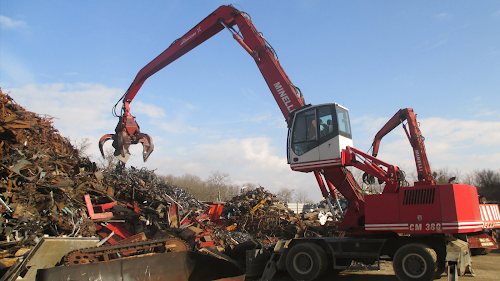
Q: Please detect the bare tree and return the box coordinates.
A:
[226,184,240,200]
[156,173,211,200]
[276,187,295,204]
[294,188,312,203]
[432,166,461,185]
[96,146,120,171]
[72,137,92,158]
[206,170,231,201]
[459,171,476,186]
[158,174,176,185]
[172,173,207,200]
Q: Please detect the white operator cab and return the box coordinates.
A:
[288,103,353,172]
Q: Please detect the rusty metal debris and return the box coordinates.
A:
[0,89,343,279]
[220,188,343,247]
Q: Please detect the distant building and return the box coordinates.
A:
[286,202,306,214]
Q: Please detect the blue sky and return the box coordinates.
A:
[2,1,499,202]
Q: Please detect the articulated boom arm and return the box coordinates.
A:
[371,108,434,184]
[343,146,403,193]
[100,5,305,162]
[312,146,405,233]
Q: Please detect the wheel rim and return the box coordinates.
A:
[293,252,313,274]
[402,253,427,278]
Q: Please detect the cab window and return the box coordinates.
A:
[318,105,336,143]
[336,106,352,139]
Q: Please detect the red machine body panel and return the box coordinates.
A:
[400,185,442,223]
[365,184,499,234]
[439,184,482,233]
[364,193,399,226]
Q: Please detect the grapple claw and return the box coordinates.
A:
[99,134,114,158]
[138,134,154,162]
[99,131,132,163]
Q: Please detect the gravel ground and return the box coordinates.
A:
[267,248,500,281]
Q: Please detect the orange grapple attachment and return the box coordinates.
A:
[98,114,154,163]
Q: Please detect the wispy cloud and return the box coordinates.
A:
[435,12,453,21]
[414,35,448,51]
[474,109,500,119]
[414,40,430,50]
[133,101,166,119]
[0,15,27,30]
[493,10,500,20]
[425,40,447,50]
[242,88,274,108]
[167,98,199,110]
[157,120,198,134]
[487,47,500,56]
[0,50,36,85]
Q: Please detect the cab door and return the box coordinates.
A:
[288,108,320,169]
[318,104,353,161]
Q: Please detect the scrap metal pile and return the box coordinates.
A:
[221,188,341,246]
[0,89,342,279]
[0,91,205,267]
[223,188,301,241]
[0,91,95,240]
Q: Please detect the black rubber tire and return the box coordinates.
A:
[434,260,446,279]
[480,248,492,255]
[393,243,437,281]
[471,247,492,256]
[434,248,446,279]
[286,243,327,281]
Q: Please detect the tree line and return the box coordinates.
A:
[157,172,314,203]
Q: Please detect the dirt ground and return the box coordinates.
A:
[268,248,500,281]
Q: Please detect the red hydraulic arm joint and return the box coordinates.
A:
[343,146,403,193]
[371,108,434,185]
[100,5,305,162]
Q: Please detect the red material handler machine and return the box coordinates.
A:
[100,5,500,281]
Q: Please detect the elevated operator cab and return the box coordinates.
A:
[288,103,353,172]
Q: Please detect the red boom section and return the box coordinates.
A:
[371,108,434,184]
[101,5,307,163]
[120,5,304,120]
